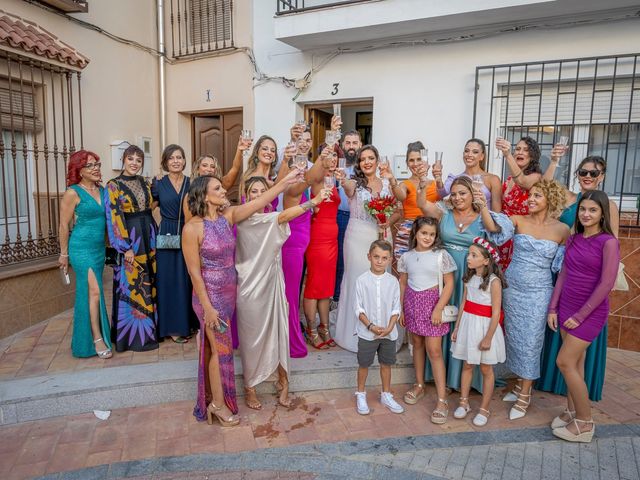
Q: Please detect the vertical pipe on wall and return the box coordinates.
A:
[157,0,167,149]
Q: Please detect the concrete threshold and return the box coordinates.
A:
[0,347,414,425]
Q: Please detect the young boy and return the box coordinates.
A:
[354,240,404,415]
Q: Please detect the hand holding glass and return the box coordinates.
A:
[325,130,337,147]
[323,175,335,202]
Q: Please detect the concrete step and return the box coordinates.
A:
[0,346,414,425]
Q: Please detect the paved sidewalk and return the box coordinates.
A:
[33,423,640,480]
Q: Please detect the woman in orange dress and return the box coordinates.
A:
[303,144,341,349]
[388,141,444,261]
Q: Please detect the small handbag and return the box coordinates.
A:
[156,179,185,250]
[438,250,459,323]
[613,262,629,291]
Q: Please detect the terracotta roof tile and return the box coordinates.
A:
[0,9,89,69]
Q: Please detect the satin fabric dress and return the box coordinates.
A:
[68,185,111,358]
[192,216,238,421]
[236,212,291,388]
[281,193,311,358]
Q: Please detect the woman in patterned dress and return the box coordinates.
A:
[105,145,159,352]
[182,172,300,426]
[495,136,543,269]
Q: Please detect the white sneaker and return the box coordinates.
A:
[355,391,370,415]
[380,391,404,414]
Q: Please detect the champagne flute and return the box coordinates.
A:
[419,149,429,181]
[333,104,342,140]
[325,130,337,147]
[495,127,504,159]
[378,155,390,175]
[241,129,252,163]
[471,174,485,206]
[338,157,347,169]
[323,174,335,202]
[434,151,443,180]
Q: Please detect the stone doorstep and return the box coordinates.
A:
[0,348,415,425]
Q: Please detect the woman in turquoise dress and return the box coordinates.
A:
[58,150,112,358]
[537,156,620,401]
[418,176,511,394]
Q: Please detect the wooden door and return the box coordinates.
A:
[308,108,333,162]
[193,110,243,203]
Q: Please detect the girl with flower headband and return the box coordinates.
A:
[451,237,507,427]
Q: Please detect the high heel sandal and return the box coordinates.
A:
[206,402,240,427]
[275,380,292,408]
[305,327,329,350]
[453,397,470,419]
[551,409,576,429]
[430,398,449,424]
[93,338,112,359]
[552,418,594,443]
[502,382,521,402]
[317,324,336,347]
[509,388,532,420]
[245,387,262,410]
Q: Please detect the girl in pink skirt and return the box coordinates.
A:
[398,216,457,424]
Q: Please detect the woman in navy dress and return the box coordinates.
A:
[152,144,198,342]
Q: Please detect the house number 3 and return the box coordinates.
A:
[331,83,339,96]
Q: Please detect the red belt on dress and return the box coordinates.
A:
[463,300,504,323]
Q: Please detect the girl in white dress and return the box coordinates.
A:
[451,237,506,427]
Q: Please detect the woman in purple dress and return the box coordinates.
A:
[182,172,299,427]
[547,191,619,443]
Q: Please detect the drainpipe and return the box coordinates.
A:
[157,0,167,148]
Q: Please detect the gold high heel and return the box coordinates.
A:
[275,379,292,408]
[245,387,262,410]
[206,402,239,427]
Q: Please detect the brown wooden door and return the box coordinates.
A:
[308,108,333,162]
[193,110,242,203]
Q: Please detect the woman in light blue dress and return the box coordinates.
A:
[418,176,511,395]
[484,180,570,420]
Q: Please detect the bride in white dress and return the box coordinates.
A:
[332,145,403,353]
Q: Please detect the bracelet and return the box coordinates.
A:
[301,200,314,212]
[366,323,373,331]
[59,254,69,257]
[512,171,522,179]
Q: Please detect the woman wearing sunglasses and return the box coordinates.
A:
[538,155,619,404]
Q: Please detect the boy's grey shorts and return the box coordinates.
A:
[357,337,396,368]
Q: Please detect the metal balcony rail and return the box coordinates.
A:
[0,52,84,266]
[472,52,640,227]
[169,0,234,58]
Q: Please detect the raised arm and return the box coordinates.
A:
[542,144,568,181]
[306,146,332,185]
[416,179,443,220]
[497,138,541,189]
[221,136,250,191]
[225,168,301,225]
[277,188,329,224]
[383,168,407,202]
[488,175,503,213]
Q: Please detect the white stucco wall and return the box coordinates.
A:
[253,0,640,179]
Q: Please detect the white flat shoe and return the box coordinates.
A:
[453,397,470,419]
[473,408,490,427]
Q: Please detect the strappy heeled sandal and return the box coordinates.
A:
[551,409,576,429]
[317,324,337,347]
[473,408,490,427]
[502,382,522,402]
[403,384,425,405]
[431,398,449,424]
[305,327,329,350]
[509,388,532,420]
[207,402,240,427]
[94,338,112,359]
[244,387,262,410]
[453,397,470,419]
[552,418,595,443]
[275,380,292,408]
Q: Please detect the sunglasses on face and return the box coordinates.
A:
[577,168,602,179]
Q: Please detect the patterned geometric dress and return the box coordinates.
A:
[105,175,159,352]
[192,216,239,421]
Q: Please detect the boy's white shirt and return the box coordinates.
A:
[354,270,401,341]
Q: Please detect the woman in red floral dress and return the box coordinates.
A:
[495,136,542,270]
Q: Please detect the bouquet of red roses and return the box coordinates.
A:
[364,195,397,240]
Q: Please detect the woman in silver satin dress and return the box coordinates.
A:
[236,175,331,410]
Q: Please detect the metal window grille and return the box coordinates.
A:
[0,51,84,266]
[472,53,640,226]
[169,0,234,58]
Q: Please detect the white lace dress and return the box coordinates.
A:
[332,179,405,353]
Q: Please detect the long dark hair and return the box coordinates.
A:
[188,174,221,218]
[518,136,542,176]
[353,144,379,192]
[462,241,507,291]
[574,190,614,237]
[465,138,487,170]
[408,216,444,251]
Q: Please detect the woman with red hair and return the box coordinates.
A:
[58,150,112,358]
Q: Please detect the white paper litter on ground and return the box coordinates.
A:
[93,410,111,420]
